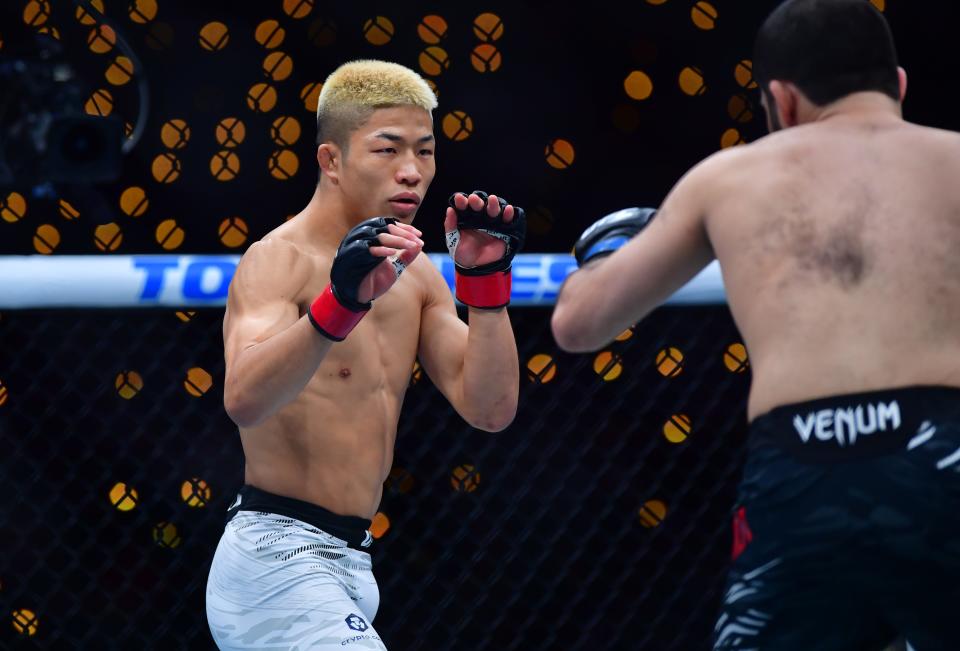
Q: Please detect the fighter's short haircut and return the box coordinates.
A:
[315,60,437,148]
[754,0,900,106]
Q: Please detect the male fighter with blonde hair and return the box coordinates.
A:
[206,59,525,650]
[553,1,959,648]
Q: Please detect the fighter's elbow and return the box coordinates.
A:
[471,411,515,433]
[224,399,257,429]
[551,308,600,353]
[466,396,517,432]
[224,385,265,429]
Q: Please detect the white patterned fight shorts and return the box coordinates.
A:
[206,485,386,650]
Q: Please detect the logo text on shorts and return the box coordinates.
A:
[345,614,368,632]
[793,400,901,447]
[341,634,382,646]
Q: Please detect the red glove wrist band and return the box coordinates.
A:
[455,270,511,309]
[308,284,368,341]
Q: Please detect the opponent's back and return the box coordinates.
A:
[710,118,960,417]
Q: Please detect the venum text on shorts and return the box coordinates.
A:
[792,400,901,446]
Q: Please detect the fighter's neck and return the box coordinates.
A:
[811,93,903,125]
[299,184,363,249]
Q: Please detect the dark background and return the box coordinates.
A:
[2,0,958,256]
[1,1,956,649]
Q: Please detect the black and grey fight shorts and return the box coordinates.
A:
[715,386,960,651]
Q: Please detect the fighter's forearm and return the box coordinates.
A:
[224,316,333,428]
[460,307,520,432]
[551,262,622,352]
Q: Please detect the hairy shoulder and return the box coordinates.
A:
[659,144,757,214]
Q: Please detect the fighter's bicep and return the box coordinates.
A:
[223,300,300,365]
[635,197,711,283]
[223,240,309,364]
[621,160,715,287]
[579,164,715,330]
[657,160,715,247]
[415,263,468,398]
[611,177,713,291]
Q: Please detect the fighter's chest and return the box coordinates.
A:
[297,270,423,380]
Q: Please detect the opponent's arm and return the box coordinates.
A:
[416,191,525,432]
[551,160,715,352]
[223,220,422,428]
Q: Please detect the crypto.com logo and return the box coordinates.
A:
[345,614,368,632]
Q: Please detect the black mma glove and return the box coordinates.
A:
[309,217,405,341]
[446,190,526,308]
[573,207,657,267]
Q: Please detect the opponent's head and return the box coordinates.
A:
[315,60,438,223]
[754,0,906,132]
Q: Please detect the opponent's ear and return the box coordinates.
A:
[317,143,341,183]
[768,80,799,128]
[897,66,908,103]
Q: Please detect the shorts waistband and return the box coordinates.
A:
[750,385,960,463]
[228,485,374,550]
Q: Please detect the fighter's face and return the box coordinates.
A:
[339,106,436,225]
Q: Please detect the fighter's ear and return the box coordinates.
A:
[317,143,340,183]
[768,80,799,128]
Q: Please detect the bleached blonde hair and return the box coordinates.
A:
[316,59,437,148]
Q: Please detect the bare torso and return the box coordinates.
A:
[231,220,431,519]
[707,118,960,419]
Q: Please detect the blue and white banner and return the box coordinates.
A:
[0,254,726,308]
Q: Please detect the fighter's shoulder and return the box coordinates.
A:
[905,122,960,149]
[241,235,309,270]
[403,253,449,304]
[232,235,314,298]
[702,138,766,174]
[668,142,758,202]
[402,251,440,282]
